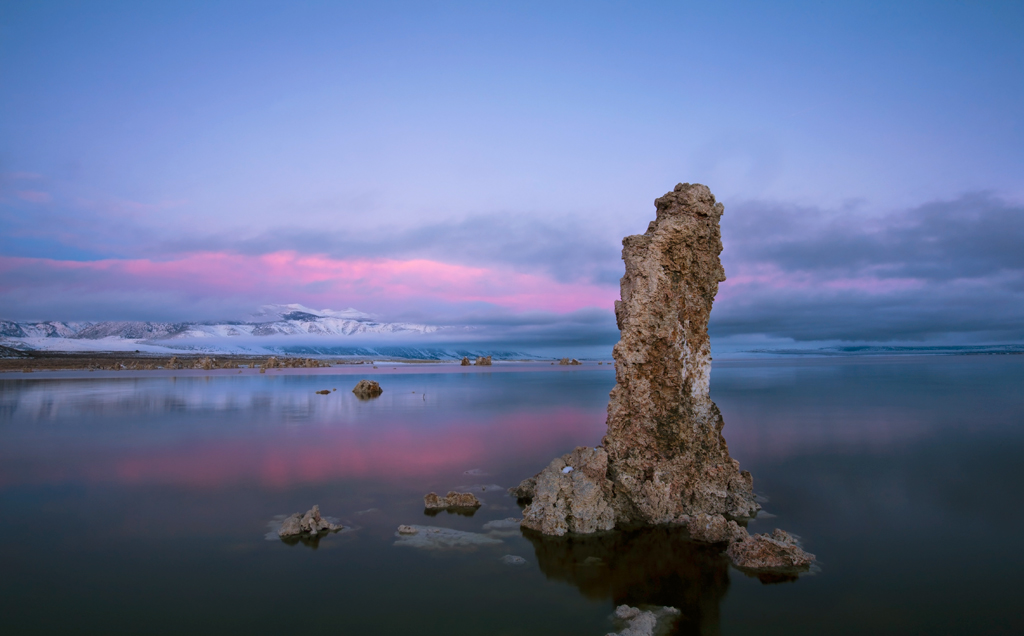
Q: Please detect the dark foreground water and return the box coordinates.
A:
[1,357,1022,635]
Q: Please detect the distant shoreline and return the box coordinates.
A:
[0,352,614,374]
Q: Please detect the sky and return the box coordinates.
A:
[1,0,1022,349]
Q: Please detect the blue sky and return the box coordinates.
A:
[1,1,1022,346]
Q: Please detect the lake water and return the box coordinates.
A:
[1,357,1022,635]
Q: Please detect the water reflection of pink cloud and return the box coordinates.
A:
[0,407,605,489]
[0,252,616,313]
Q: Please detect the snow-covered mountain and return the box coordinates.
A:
[0,304,458,356]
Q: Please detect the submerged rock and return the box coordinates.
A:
[277,505,342,538]
[352,379,383,399]
[726,528,816,572]
[607,604,681,636]
[393,525,503,550]
[515,184,759,535]
[482,518,522,537]
[500,554,526,566]
[424,491,482,509]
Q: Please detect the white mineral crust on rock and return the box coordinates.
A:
[393,525,503,550]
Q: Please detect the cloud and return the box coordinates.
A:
[0,251,617,323]
[712,192,1024,342]
[2,186,1022,346]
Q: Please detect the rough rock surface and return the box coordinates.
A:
[474,356,492,366]
[604,183,757,524]
[520,447,616,536]
[726,528,815,571]
[460,356,471,366]
[682,513,749,544]
[424,491,482,509]
[607,605,681,636]
[351,379,383,399]
[508,477,537,500]
[277,505,342,537]
[515,184,758,535]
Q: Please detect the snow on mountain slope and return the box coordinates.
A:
[0,306,446,355]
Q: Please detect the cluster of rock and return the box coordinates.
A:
[558,358,582,365]
[351,379,383,399]
[259,356,331,370]
[165,356,241,370]
[277,505,342,537]
[511,183,815,575]
[424,491,482,509]
[475,356,492,366]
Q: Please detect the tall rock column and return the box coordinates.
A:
[516,183,759,536]
[604,183,757,525]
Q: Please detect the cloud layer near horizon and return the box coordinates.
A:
[2,183,1022,346]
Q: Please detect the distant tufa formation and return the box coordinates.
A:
[352,379,383,399]
[511,183,813,571]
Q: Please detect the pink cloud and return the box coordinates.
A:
[15,190,52,203]
[0,251,618,314]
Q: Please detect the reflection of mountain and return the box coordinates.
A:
[523,526,729,635]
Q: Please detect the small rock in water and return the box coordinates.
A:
[352,379,383,399]
[500,554,526,566]
[315,389,330,395]
[277,504,342,538]
[607,604,681,636]
[726,528,816,574]
[424,491,481,509]
[397,525,418,535]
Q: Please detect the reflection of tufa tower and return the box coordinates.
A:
[603,183,758,525]
[523,526,729,634]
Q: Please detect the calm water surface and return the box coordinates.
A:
[1,357,1021,635]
